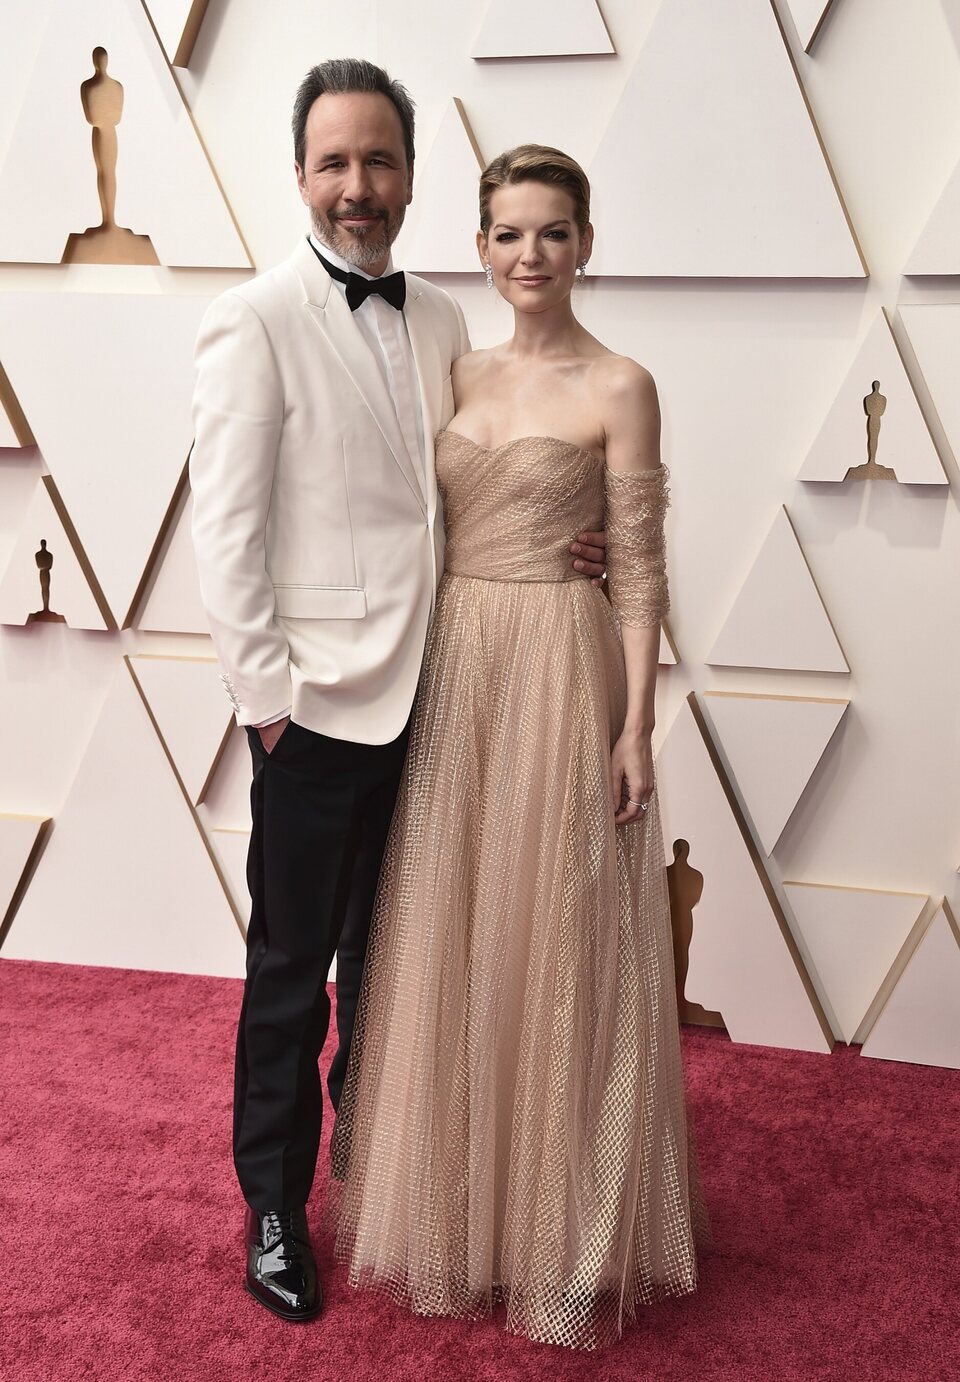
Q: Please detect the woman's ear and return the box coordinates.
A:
[476,230,489,269]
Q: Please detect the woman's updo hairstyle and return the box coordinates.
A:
[479,144,591,237]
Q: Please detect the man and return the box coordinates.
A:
[190,58,606,1322]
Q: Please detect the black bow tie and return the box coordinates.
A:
[309,240,406,312]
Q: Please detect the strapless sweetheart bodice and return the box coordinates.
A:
[436,430,604,584]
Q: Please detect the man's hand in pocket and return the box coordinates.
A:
[258,716,291,754]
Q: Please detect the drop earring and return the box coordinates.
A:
[485,264,494,289]
[576,261,587,284]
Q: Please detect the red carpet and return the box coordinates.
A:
[0,958,956,1382]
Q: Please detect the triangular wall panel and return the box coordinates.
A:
[144,0,210,68]
[782,0,838,52]
[704,692,848,854]
[3,661,244,976]
[0,0,249,266]
[471,0,614,57]
[899,304,960,469]
[707,507,849,673]
[798,312,946,483]
[659,621,678,666]
[0,476,112,630]
[208,828,250,930]
[395,100,485,274]
[128,655,233,804]
[861,903,960,1069]
[0,814,51,950]
[589,0,864,276]
[0,361,34,448]
[905,156,960,276]
[0,293,211,627]
[134,485,211,636]
[656,693,832,1052]
[783,881,928,1043]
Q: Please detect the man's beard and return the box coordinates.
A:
[311,201,407,270]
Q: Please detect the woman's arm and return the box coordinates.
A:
[599,359,669,826]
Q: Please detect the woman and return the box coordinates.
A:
[332,145,708,1350]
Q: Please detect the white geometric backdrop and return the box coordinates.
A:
[1,0,958,1066]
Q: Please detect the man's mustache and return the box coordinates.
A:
[332,204,389,222]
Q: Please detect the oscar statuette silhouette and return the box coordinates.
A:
[26,540,66,624]
[668,839,724,1028]
[845,380,896,481]
[62,48,159,265]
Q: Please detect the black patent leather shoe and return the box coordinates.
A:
[244,1205,322,1321]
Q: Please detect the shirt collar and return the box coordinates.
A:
[309,231,394,282]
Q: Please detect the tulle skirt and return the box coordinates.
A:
[332,572,708,1350]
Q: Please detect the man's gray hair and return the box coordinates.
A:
[292,58,416,171]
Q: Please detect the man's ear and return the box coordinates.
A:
[406,162,415,205]
[295,163,309,205]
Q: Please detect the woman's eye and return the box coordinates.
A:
[547,230,569,240]
[495,232,517,242]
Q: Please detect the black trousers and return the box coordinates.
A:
[233,716,410,1212]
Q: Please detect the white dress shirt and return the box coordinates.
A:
[255,234,426,729]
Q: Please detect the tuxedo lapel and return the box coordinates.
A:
[293,240,426,512]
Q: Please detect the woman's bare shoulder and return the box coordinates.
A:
[452,346,498,379]
[588,353,658,403]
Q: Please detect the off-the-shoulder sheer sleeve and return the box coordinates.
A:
[603,464,670,628]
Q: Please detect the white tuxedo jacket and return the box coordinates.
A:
[190,237,469,744]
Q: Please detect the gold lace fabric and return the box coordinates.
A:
[605,464,670,629]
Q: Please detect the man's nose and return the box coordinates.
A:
[342,159,374,203]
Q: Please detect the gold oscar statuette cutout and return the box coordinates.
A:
[26,538,66,624]
[62,48,159,266]
[667,838,725,1029]
[845,380,897,481]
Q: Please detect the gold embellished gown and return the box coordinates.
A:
[333,432,708,1350]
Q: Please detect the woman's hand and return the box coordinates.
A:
[611,727,654,826]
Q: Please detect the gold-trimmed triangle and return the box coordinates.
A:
[704,690,849,854]
[395,99,485,274]
[659,620,680,666]
[707,506,849,673]
[126,655,244,937]
[860,899,960,1068]
[656,691,833,1051]
[0,0,251,267]
[0,814,52,951]
[782,880,929,1044]
[0,361,34,448]
[780,0,840,55]
[141,0,211,68]
[0,474,116,630]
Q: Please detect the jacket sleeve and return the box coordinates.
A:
[189,291,293,725]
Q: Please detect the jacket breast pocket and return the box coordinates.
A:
[272,584,367,619]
